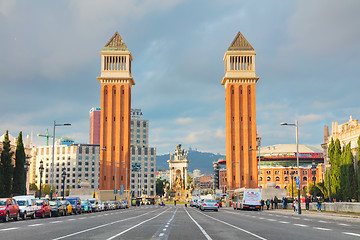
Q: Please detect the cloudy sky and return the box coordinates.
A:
[1,0,359,155]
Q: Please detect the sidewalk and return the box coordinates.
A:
[268,208,360,223]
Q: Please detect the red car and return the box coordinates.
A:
[35,199,52,218]
[0,198,20,222]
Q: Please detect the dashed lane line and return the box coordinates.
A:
[28,224,43,227]
[279,221,289,224]
[50,221,63,224]
[293,224,308,227]
[106,209,169,240]
[314,227,331,231]
[343,232,360,237]
[195,209,267,240]
[0,227,18,232]
[337,223,351,226]
[51,210,158,240]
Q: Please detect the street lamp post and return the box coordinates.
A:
[61,167,66,199]
[24,155,31,195]
[51,121,71,200]
[281,120,301,214]
[311,160,317,200]
[290,167,294,199]
[39,160,44,198]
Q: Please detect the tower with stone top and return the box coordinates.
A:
[222,31,259,190]
[98,32,134,192]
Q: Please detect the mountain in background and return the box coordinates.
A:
[156,148,225,175]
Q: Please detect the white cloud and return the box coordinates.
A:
[0,0,16,17]
[175,117,194,125]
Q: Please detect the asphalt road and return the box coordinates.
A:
[0,205,359,240]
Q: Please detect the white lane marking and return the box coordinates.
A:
[279,221,289,224]
[258,217,264,219]
[29,224,43,227]
[292,217,300,220]
[343,232,360,237]
[282,216,288,218]
[165,225,169,227]
[314,227,331,231]
[52,210,157,240]
[106,209,169,240]
[67,219,75,221]
[267,219,276,222]
[78,217,86,220]
[0,227,18,232]
[50,221,63,224]
[90,216,96,218]
[293,224,308,227]
[159,233,164,237]
[319,220,329,223]
[195,210,267,240]
[184,208,212,240]
[303,218,310,221]
[337,223,350,226]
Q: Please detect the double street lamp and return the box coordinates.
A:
[249,136,261,188]
[39,160,44,198]
[311,159,317,200]
[24,155,30,195]
[281,120,301,214]
[51,121,71,200]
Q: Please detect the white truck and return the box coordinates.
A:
[13,195,37,220]
[233,188,261,211]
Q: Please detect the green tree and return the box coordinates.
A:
[12,132,26,196]
[29,183,38,191]
[156,179,169,196]
[286,179,298,197]
[330,139,342,200]
[340,143,355,201]
[0,130,14,197]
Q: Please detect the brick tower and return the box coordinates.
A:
[222,32,259,190]
[98,32,134,192]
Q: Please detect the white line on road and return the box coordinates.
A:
[50,221,63,224]
[195,210,267,240]
[28,224,43,227]
[293,224,308,227]
[258,217,264,219]
[343,232,360,237]
[0,227,18,232]
[67,219,75,221]
[318,220,329,223]
[337,223,350,226]
[159,233,164,237]
[184,208,212,240]
[52,210,157,240]
[267,219,276,222]
[314,227,331,231]
[106,209,169,240]
[279,221,289,224]
[78,217,86,220]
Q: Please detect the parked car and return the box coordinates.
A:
[190,196,199,207]
[0,198,20,222]
[81,200,92,213]
[98,201,105,211]
[13,195,37,220]
[66,197,81,215]
[89,198,98,212]
[35,199,52,218]
[200,199,218,211]
[49,201,66,217]
[59,200,72,215]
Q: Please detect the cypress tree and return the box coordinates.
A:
[0,131,14,197]
[341,143,354,201]
[325,138,335,199]
[331,139,342,200]
[12,132,25,196]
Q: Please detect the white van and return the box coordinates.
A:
[190,196,199,207]
[233,188,261,211]
[13,195,37,219]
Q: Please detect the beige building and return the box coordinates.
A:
[323,116,360,165]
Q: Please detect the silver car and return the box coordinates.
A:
[200,199,218,211]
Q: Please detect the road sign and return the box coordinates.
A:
[296,178,300,189]
[120,185,124,195]
[114,189,118,194]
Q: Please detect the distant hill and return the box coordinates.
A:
[156,149,225,175]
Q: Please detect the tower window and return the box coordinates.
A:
[122,90,124,94]
[242,176,244,180]
[105,89,107,95]
[113,146,115,151]
[232,90,234,94]
[121,176,123,180]
[251,176,252,180]
[249,117,251,121]
[249,90,251,94]
[114,117,115,121]
[240,90,242,94]
[114,89,116,94]
[241,146,243,150]
[241,117,243,121]
[105,117,107,122]
[113,176,114,180]
[104,176,106,180]
[232,117,234,121]
[233,146,235,150]
[122,146,123,151]
[233,176,235,180]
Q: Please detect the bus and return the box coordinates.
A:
[233,188,261,211]
[131,197,156,206]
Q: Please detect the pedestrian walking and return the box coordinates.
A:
[316,197,322,212]
[282,197,285,209]
[174,200,177,206]
[266,199,270,210]
[274,196,278,209]
[261,200,264,210]
[271,199,274,209]
[305,197,310,211]
[293,199,297,212]
[185,201,187,207]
